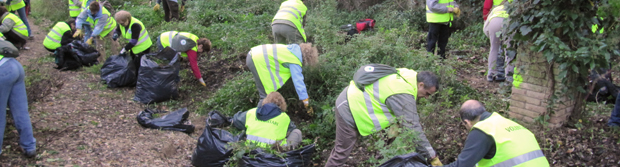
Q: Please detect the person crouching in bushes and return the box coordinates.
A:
[154,31,211,87]
[0,6,29,49]
[231,92,303,150]
[113,10,153,75]
[74,1,118,55]
[43,19,77,53]
[246,43,318,112]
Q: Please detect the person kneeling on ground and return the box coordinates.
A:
[154,31,211,86]
[74,1,117,52]
[113,10,153,75]
[438,100,549,167]
[43,18,77,53]
[0,6,29,49]
[231,92,303,150]
[247,43,318,111]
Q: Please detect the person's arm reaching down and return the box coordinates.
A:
[440,129,495,167]
[426,0,450,13]
[386,94,436,159]
[186,50,203,80]
[123,23,142,51]
[288,64,309,100]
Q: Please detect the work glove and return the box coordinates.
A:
[180,5,185,12]
[453,7,461,17]
[302,98,314,114]
[86,37,94,45]
[119,48,126,55]
[430,157,443,166]
[153,3,160,11]
[73,29,84,38]
[198,78,206,87]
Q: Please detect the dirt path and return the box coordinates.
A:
[1,16,206,166]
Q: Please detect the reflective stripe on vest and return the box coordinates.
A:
[347,69,418,136]
[473,113,550,167]
[86,6,116,37]
[272,0,307,42]
[43,22,72,50]
[68,0,82,17]
[244,108,290,148]
[7,0,25,12]
[425,0,455,25]
[592,17,605,34]
[159,31,198,58]
[250,44,302,94]
[3,13,28,37]
[119,17,152,54]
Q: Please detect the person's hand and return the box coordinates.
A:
[112,33,119,41]
[198,78,206,87]
[447,7,454,13]
[120,48,126,55]
[453,7,461,17]
[73,29,83,38]
[86,37,94,45]
[153,3,160,11]
[180,5,185,12]
[430,157,443,166]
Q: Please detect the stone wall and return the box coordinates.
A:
[509,47,576,128]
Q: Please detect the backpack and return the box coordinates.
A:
[356,19,376,33]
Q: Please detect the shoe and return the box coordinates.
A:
[487,75,494,82]
[495,74,506,82]
[24,150,36,158]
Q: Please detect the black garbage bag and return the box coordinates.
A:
[133,51,180,104]
[191,125,239,167]
[136,108,195,134]
[207,111,232,128]
[238,144,316,167]
[54,44,82,71]
[378,152,430,167]
[69,40,100,66]
[100,53,137,88]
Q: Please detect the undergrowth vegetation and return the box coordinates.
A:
[31,0,619,166]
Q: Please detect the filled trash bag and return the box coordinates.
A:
[378,152,430,167]
[54,44,83,71]
[207,111,232,128]
[136,108,195,134]
[238,144,316,167]
[133,51,180,104]
[191,125,239,167]
[69,40,100,66]
[100,53,137,88]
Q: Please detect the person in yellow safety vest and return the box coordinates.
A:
[426,0,460,59]
[73,1,116,47]
[113,10,153,76]
[1,0,31,37]
[483,0,512,82]
[231,92,303,150]
[43,19,77,53]
[325,64,441,167]
[0,6,28,49]
[154,31,212,86]
[272,0,307,44]
[68,0,88,19]
[246,43,318,112]
[439,100,549,167]
[153,0,186,22]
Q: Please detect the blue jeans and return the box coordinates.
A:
[82,24,97,46]
[609,93,620,126]
[14,8,31,37]
[0,58,36,154]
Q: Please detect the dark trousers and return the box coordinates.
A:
[131,48,151,77]
[3,31,27,48]
[426,23,451,58]
[609,93,620,126]
[162,0,180,22]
